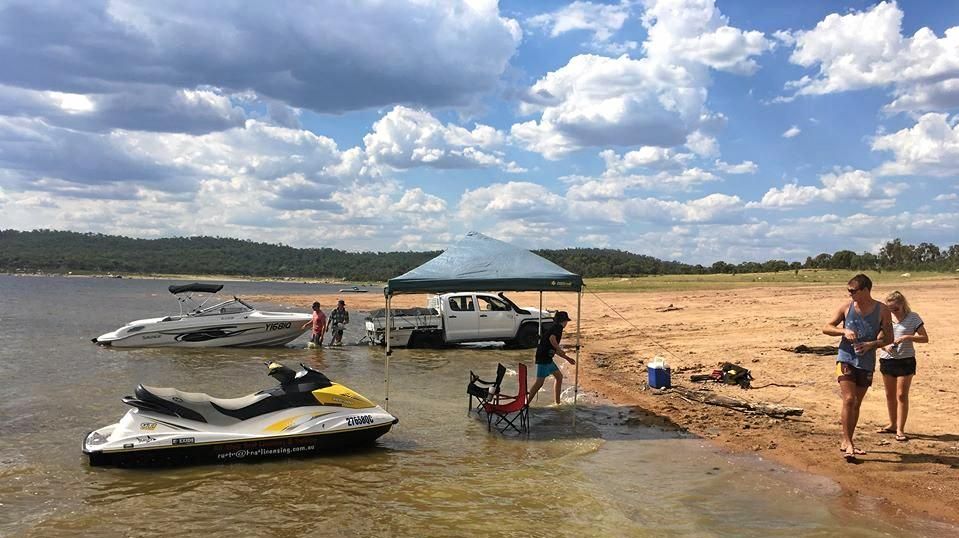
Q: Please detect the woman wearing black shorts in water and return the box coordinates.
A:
[877,291,929,442]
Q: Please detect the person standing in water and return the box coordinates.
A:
[877,291,929,442]
[823,274,893,461]
[528,311,576,405]
[304,301,327,348]
[329,299,350,346]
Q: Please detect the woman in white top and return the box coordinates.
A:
[877,291,929,441]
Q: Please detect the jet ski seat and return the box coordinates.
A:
[135,385,270,426]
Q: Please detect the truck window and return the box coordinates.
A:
[449,296,474,311]
[478,296,508,311]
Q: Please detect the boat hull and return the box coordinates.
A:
[94,314,311,348]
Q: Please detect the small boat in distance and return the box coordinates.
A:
[338,286,369,293]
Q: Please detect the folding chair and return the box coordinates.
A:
[467,363,506,415]
[483,363,530,435]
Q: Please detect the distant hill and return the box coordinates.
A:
[1,229,956,279]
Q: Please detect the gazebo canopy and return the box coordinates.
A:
[385,232,582,296]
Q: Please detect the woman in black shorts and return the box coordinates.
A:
[877,291,929,441]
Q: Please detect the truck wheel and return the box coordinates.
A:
[515,324,539,348]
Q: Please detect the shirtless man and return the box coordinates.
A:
[823,273,893,461]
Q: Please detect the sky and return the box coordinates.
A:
[1,0,958,264]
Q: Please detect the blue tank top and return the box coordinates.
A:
[837,302,881,371]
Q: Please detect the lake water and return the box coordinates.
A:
[0,275,953,537]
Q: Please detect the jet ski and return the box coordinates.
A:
[83,362,398,467]
[92,283,312,348]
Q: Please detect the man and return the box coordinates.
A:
[329,299,350,346]
[528,311,576,405]
[823,274,893,461]
[304,301,326,348]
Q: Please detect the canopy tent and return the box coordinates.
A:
[381,232,584,423]
[385,231,582,296]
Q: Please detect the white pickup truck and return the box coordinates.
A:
[364,292,553,348]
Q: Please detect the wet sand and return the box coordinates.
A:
[252,279,959,525]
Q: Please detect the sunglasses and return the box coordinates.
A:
[847,288,861,295]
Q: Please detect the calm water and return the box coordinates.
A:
[0,275,952,537]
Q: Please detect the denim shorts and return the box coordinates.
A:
[836,361,873,388]
[536,362,559,378]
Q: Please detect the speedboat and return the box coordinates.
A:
[92,283,312,348]
[338,286,368,293]
[83,362,398,467]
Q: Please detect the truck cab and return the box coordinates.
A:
[366,292,551,348]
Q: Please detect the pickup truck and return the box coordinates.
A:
[364,292,554,348]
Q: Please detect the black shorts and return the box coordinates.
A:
[880,357,916,377]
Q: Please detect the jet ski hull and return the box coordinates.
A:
[84,406,397,467]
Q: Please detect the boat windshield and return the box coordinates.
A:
[192,298,255,317]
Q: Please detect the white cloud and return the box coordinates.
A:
[363,106,517,172]
[0,84,247,134]
[750,169,882,208]
[782,1,959,113]
[511,0,770,159]
[528,1,632,43]
[873,113,959,177]
[458,181,743,231]
[715,160,758,174]
[782,125,801,138]
[600,147,694,174]
[935,193,958,201]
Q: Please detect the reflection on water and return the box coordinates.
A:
[0,275,954,537]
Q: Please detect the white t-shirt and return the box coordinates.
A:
[879,311,924,360]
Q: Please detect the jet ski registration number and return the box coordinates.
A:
[346,415,374,427]
[265,322,292,331]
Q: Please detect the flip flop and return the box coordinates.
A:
[895,434,908,442]
[876,427,896,434]
[843,451,856,462]
[840,446,867,455]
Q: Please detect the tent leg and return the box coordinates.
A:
[538,291,543,337]
[385,295,391,412]
[573,289,582,428]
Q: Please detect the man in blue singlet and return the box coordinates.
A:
[823,273,893,461]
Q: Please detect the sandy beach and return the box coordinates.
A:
[252,278,959,525]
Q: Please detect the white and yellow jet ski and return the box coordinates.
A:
[83,362,397,467]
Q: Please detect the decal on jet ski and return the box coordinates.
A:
[140,422,157,430]
[172,437,195,445]
[346,415,374,426]
[216,444,315,460]
[266,322,292,331]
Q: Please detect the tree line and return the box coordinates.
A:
[1,229,956,280]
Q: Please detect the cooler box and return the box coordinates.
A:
[647,364,671,389]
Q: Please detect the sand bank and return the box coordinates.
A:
[251,279,959,524]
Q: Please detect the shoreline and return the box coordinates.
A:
[250,281,959,527]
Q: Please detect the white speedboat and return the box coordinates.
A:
[84,362,397,467]
[92,283,312,348]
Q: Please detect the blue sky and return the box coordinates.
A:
[1,0,957,264]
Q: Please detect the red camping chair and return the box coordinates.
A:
[467,363,507,415]
[483,363,530,435]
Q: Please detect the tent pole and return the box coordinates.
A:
[573,288,581,427]
[538,291,543,336]
[385,294,391,412]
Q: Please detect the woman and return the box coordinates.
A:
[877,291,929,442]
